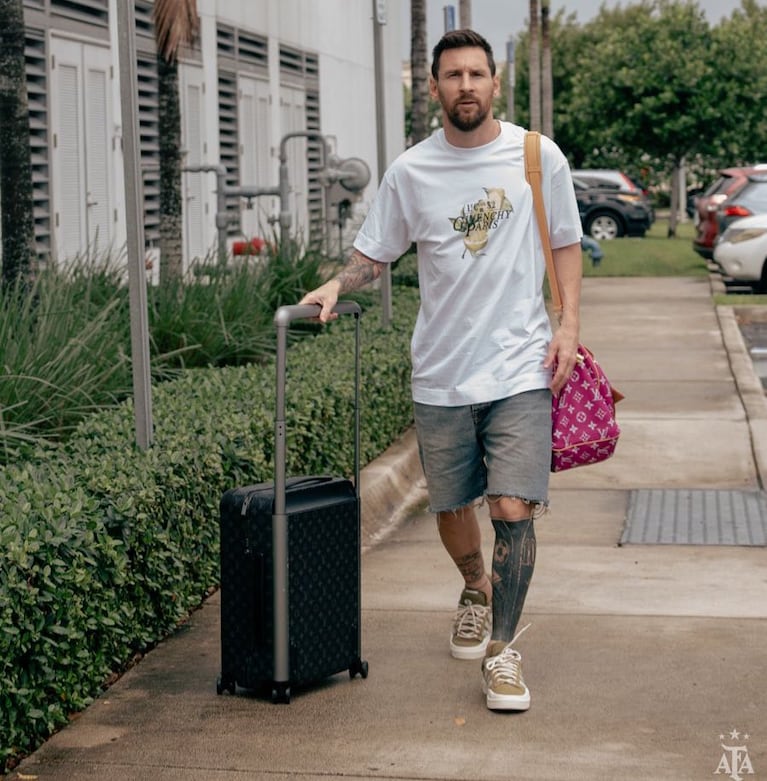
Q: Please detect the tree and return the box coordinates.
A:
[467,0,767,227]
[706,0,767,167]
[152,0,199,281]
[0,0,36,286]
[410,0,430,145]
[528,0,541,131]
[512,7,616,163]
[569,1,717,235]
[541,0,553,138]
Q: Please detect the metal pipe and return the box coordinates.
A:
[183,164,228,263]
[278,132,332,238]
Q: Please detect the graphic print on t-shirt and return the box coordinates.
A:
[449,187,513,258]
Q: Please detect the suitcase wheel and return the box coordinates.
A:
[349,658,369,679]
[272,683,291,704]
[216,675,236,696]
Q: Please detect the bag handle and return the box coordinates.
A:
[524,132,624,404]
[523,131,563,318]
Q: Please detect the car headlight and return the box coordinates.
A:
[616,194,642,203]
[722,227,767,244]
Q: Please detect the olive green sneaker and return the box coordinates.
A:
[449,587,491,660]
[481,625,531,711]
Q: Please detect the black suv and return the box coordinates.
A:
[573,176,654,240]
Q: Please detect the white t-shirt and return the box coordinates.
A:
[353,121,582,407]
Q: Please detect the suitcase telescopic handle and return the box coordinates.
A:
[272,301,361,515]
[271,302,362,693]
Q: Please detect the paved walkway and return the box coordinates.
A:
[6,276,767,781]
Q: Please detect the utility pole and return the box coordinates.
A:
[116,0,153,449]
[459,0,471,28]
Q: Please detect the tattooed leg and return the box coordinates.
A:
[490,516,536,642]
[437,506,492,601]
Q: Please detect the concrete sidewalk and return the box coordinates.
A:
[7,276,767,781]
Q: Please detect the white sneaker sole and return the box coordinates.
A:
[450,633,490,660]
[482,679,531,711]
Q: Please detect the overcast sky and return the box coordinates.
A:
[400,0,758,61]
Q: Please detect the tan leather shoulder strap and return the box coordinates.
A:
[524,131,563,314]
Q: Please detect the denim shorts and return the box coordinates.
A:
[413,389,552,513]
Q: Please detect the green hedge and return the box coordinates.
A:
[0,285,419,771]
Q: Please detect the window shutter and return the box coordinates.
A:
[25,29,52,264]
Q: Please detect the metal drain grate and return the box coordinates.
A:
[621,489,767,546]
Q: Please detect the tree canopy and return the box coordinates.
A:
[508,0,767,186]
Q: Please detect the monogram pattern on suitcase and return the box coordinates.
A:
[219,481,361,694]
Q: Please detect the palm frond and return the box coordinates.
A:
[153,0,200,62]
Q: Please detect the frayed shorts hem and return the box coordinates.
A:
[428,493,549,517]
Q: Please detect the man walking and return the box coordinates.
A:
[300,29,582,710]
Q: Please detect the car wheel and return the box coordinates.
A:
[755,260,767,294]
[585,211,624,240]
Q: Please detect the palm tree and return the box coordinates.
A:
[410,0,430,145]
[528,0,541,132]
[541,0,553,138]
[0,0,36,286]
[152,0,199,282]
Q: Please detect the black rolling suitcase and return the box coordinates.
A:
[217,302,368,703]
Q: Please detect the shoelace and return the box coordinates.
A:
[484,623,531,685]
[454,600,490,640]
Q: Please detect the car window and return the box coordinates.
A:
[574,172,624,190]
[704,175,733,197]
[588,178,621,190]
[736,182,767,212]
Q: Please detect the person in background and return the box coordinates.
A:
[581,235,603,267]
[299,29,582,711]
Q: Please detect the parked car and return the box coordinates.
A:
[714,175,767,240]
[692,164,767,259]
[571,168,645,195]
[573,176,654,240]
[572,168,655,225]
[713,213,767,292]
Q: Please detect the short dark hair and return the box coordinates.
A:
[430,29,496,80]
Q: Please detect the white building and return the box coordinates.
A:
[11,0,405,273]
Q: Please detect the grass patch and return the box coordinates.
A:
[715,293,767,306]
[583,218,708,278]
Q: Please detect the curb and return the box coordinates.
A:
[359,426,426,552]
[710,271,767,489]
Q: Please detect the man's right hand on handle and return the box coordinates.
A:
[299,279,342,323]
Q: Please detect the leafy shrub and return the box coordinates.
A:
[0,285,419,770]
